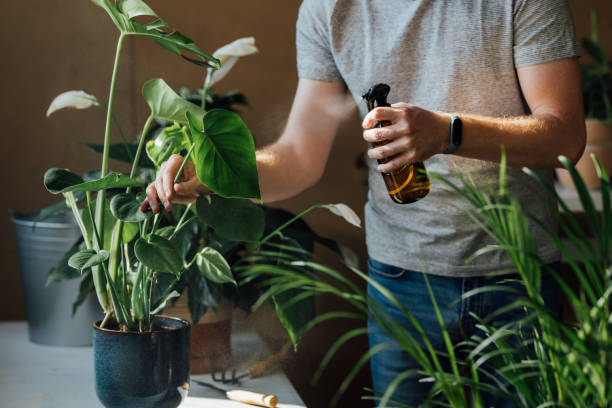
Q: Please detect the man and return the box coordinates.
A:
[143,0,585,405]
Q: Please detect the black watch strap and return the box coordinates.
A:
[443,114,462,154]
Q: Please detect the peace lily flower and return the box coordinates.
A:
[46,90,100,117]
[206,37,258,88]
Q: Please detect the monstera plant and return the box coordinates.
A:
[43,2,360,406]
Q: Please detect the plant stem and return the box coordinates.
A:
[128,114,154,182]
[66,192,91,249]
[169,203,193,240]
[100,311,113,329]
[174,143,196,184]
[93,33,125,312]
[201,70,215,108]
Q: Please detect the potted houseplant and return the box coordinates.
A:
[42,1,262,406]
[557,9,612,189]
[243,152,611,407]
[45,2,361,406]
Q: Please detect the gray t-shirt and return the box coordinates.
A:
[296,0,579,277]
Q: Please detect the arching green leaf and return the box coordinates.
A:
[195,247,235,285]
[44,168,141,194]
[188,110,260,199]
[135,235,183,276]
[90,0,220,69]
[110,192,152,222]
[68,249,109,272]
[143,79,206,124]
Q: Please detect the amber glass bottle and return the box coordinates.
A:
[363,84,430,204]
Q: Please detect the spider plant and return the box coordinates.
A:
[240,150,611,407]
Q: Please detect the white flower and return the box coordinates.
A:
[207,37,258,88]
[46,90,100,117]
[323,203,362,228]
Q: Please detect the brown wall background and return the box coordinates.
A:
[1,1,611,407]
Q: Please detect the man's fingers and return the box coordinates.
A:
[363,126,397,143]
[368,136,413,160]
[174,176,209,197]
[377,150,415,173]
[144,184,161,214]
[362,107,400,129]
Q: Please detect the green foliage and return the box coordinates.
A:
[89,0,219,69]
[581,9,612,123]
[243,152,612,407]
[188,110,260,199]
[44,168,141,194]
[195,247,236,285]
[134,235,183,276]
[142,79,206,125]
[68,249,110,272]
[196,196,264,242]
[44,0,315,336]
[110,192,151,223]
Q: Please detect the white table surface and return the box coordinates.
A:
[0,321,305,408]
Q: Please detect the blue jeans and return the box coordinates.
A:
[367,258,563,407]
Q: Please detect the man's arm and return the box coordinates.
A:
[363,57,586,171]
[142,79,346,212]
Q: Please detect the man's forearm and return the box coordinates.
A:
[256,140,323,203]
[455,111,586,168]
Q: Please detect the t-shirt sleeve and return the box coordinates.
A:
[296,0,343,82]
[513,0,580,67]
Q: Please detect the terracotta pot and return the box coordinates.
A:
[556,120,612,190]
[164,294,232,374]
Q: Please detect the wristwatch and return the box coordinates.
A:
[443,114,462,154]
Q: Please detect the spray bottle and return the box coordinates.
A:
[362,83,430,204]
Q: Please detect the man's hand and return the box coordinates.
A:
[362,103,449,173]
[140,154,210,213]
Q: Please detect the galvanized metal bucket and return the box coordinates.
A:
[11,211,101,346]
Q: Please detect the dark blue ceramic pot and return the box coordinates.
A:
[93,315,190,408]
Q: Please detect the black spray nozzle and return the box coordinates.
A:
[362,83,391,111]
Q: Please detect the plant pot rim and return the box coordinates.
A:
[93,315,190,335]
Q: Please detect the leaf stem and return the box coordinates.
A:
[174,142,196,184]
[93,33,125,313]
[128,114,154,182]
[169,203,193,240]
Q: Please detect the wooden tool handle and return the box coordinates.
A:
[226,390,278,407]
[249,348,288,378]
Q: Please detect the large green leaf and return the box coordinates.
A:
[82,200,139,250]
[110,192,152,222]
[143,79,206,125]
[44,168,142,194]
[145,122,191,167]
[68,249,110,272]
[196,196,264,242]
[188,110,260,199]
[90,0,220,69]
[43,169,83,194]
[134,235,183,276]
[155,217,196,258]
[195,247,236,285]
